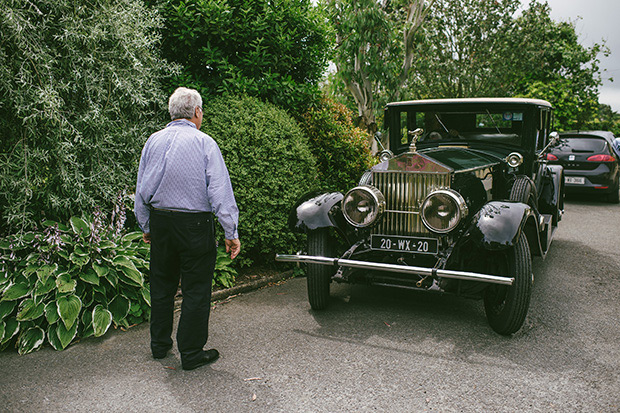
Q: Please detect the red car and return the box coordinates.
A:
[547,131,619,203]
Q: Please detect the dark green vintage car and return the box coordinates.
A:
[277,98,564,335]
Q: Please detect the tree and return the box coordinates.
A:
[509,1,606,130]
[151,0,332,116]
[0,0,174,235]
[410,0,519,98]
[326,0,435,139]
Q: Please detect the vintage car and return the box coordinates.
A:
[277,98,564,335]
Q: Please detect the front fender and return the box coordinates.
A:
[288,191,344,233]
[465,201,536,251]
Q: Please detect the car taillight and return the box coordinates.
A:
[586,154,616,162]
[546,153,558,161]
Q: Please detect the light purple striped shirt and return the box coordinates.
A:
[135,119,239,239]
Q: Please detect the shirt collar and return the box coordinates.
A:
[166,119,197,129]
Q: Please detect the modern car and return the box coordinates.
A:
[546,131,619,203]
[277,98,564,335]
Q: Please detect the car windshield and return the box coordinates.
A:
[398,109,525,147]
[554,137,609,154]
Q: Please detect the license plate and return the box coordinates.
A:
[565,176,585,184]
[370,235,438,254]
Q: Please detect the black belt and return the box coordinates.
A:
[151,207,211,216]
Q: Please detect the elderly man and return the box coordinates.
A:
[135,87,240,371]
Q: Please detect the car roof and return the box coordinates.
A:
[559,130,616,144]
[386,97,553,108]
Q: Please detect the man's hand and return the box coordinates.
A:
[143,233,151,244]
[225,238,241,259]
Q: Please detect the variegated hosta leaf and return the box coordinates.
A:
[36,264,58,283]
[1,282,31,302]
[108,295,130,322]
[1,318,19,344]
[16,298,45,321]
[79,268,99,286]
[55,321,78,349]
[17,327,45,355]
[121,232,144,242]
[92,262,109,278]
[69,252,90,267]
[55,273,77,294]
[0,321,4,342]
[140,286,151,307]
[57,294,82,330]
[0,301,17,321]
[118,267,144,287]
[34,277,56,297]
[69,216,90,238]
[92,305,112,337]
[47,324,62,351]
[44,301,60,324]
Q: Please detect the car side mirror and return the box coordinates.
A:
[374,131,386,151]
[549,131,559,146]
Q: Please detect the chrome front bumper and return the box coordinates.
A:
[275,254,514,286]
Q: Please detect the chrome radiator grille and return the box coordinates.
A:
[372,171,451,235]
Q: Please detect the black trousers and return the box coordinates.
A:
[149,209,216,365]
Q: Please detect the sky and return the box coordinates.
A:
[524,0,620,111]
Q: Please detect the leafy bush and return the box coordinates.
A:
[201,95,318,266]
[0,207,151,355]
[302,97,374,192]
[0,0,175,235]
[151,0,332,115]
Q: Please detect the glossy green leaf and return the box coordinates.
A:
[70,216,90,238]
[1,318,19,344]
[55,273,77,294]
[72,245,89,257]
[92,262,109,278]
[36,264,58,283]
[16,298,45,321]
[112,255,138,270]
[98,240,116,250]
[79,268,99,286]
[118,267,143,287]
[17,327,45,355]
[0,301,17,321]
[140,286,151,307]
[44,301,60,324]
[92,305,112,337]
[121,231,144,242]
[69,252,90,266]
[108,295,130,322]
[1,282,31,302]
[0,321,4,342]
[34,277,56,297]
[47,324,62,351]
[55,320,78,349]
[57,294,82,330]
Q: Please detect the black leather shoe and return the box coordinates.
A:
[152,346,172,359]
[182,349,219,371]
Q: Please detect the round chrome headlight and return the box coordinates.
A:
[421,189,468,233]
[506,152,524,168]
[342,185,385,228]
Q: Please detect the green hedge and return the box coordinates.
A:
[302,97,374,192]
[202,95,318,266]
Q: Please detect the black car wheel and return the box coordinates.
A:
[510,176,538,208]
[483,235,533,335]
[307,229,331,310]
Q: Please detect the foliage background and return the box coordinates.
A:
[0,0,175,236]
[201,95,318,266]
[150,0,332,116]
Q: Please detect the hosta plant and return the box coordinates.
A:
[0,207,151,355]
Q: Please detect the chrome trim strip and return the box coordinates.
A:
[275,254,515,286]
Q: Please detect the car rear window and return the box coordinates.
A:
[556,137,609,154]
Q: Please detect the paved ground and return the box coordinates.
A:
[1,197,619,412]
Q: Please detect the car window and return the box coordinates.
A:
[555,137,609,154]
[399,109,525,147]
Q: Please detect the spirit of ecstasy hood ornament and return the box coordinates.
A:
[408,128,424,153]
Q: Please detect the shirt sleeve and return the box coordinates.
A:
[134,146,151,233]
[205,141,239,240]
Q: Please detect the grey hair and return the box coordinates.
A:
[168,87,203,120]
